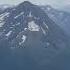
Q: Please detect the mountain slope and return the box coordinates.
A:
[41,5,70,36]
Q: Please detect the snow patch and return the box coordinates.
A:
[22,35,27,42]
[24,28,28,31]
[0,12,9,22]
[29,12,32,17]
[46,42,50,46]
[0,12,9,17]
[43,22,48,29]
[41,27,46,35]
[3,5,9,9]
[10,27,13,28]
[16,22,20,25]
[10,47,16,50]
[6,31,12,37]
[28,21,40,31]
[0,12,9,21]
[0,22,5,27]
[12,25,15,27]
[19,35,27,45]
[14,12,24,19]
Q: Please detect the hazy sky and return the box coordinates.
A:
[0,0,70,8]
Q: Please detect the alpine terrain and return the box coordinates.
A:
[0,1,69,70]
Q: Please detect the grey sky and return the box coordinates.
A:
[0,0,70,8]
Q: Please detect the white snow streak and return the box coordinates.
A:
[43,22,48,29]
[19,35,27,45]
[14,12,24,19]
[41,27,46,35]
[6,31,12,37]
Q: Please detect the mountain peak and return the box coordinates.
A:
[19,1,33,7]
[23,1,32,4]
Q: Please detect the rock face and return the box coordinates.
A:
[0,1,69,70]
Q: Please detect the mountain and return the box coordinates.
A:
[41,5,70,36]
[60,5,70,13]
[0,4,13,9]
[0,1,69,70]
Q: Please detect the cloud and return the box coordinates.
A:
[0,0,70,8]
[63,0,70,5]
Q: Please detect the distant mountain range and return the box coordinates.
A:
[61,5,70,13]
[41,5,70,36]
